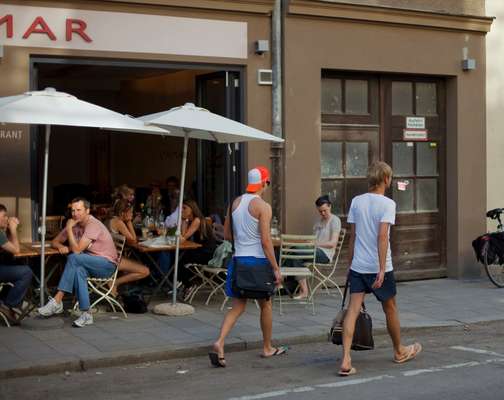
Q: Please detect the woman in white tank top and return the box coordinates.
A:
[209,166,286,368]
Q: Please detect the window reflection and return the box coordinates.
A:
[321,142,343,178]
[392,82,413,115]
[321,78,342,114]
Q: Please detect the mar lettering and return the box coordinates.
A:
[0,14,92,42]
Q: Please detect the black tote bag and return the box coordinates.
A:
[329,276,374,351]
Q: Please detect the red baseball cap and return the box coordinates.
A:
[246,166,270,193]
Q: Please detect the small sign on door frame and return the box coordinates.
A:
[403,129,428,141]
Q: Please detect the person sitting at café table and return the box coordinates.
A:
[112,184,135,204]
[0,204,32,325]
[178,199,217,297]
[38,197,118,328]
[145,181,164,219]
[165,176,180,214]
[107,199,150,297]
[286,195,341,299]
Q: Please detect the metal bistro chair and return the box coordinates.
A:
[185,222,230,310]
[277,234,317,315]
[73,233,127,318]
[0,282,14,327]
[305,228,346,300]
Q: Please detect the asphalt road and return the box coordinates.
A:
[2,321,504,400]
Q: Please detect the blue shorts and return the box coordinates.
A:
[349,269,396,303]
[225,256,270,298]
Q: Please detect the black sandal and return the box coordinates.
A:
[208,352,226,368]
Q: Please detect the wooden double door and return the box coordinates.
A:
[321,73,446,278]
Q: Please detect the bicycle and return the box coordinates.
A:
[480,208,504,288]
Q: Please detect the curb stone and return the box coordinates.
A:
[2,320,496,380]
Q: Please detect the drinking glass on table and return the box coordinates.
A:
[157,222,167,238]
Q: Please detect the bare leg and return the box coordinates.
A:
[297,279,309,298]
[53,291,65,303]
[257,298,276,356]
[340,292,365,372]
[213,298,247,362]
[111,258,150,295]
[381,296,408,359]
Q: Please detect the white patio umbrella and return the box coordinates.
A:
[0,87,170,306]
[140,103,284,312]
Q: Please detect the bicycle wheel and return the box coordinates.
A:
[484,242,504,288]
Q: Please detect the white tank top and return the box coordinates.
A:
[232,193,266,258]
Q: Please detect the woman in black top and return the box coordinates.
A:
[178,199,217,293]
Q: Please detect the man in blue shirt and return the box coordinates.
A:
[339,162,422,376]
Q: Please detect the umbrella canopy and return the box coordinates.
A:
[140,103,283,307]
[0,87,170,306]
[139,102,284,143]
[0,87,168,134]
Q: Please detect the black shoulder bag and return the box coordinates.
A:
[229,197,276,299]
[329,275,374,351]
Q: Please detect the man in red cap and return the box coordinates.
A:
[209,166,285,368]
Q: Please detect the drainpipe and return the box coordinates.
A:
[271,0,284,228]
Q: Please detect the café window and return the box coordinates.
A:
[392,141,439,213]
[321,140,369,215]
[321,78,369,115]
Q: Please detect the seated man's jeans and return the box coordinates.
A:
[284,248,330,268]
[157,251,173,275]
[57,253,115,311]
[0,265,32,308]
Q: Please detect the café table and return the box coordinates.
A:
[13,242,61,300]
[126,237,201,303]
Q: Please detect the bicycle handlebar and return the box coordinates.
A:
[487,208,504,220]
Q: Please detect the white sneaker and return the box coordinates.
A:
[37,297,64,317]
[72,311,93,328]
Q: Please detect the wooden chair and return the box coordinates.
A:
[306,228,346,300]
[0,282,14,327]
[277,234,317,315]
[73,233,127,318]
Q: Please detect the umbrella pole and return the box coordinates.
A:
[172,131,189,305]
[40,125,51,306]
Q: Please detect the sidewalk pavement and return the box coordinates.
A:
[1,278,503,379]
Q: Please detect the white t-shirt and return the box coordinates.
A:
[313,214,341,261]
[164,206,179,227]
[347,193,396,274]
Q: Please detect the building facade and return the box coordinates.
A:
[0,0,492,279]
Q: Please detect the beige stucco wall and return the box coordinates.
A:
[322,0,485,16]
[486,0,504,231]
[284,11,488,278]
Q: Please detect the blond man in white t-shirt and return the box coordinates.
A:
[339,161,422,376]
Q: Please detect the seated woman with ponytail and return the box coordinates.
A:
[107,199,150,297]
[178,199,217,296]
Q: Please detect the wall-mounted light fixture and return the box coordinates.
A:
[462,59,476,71]
[255,40,269,55]
[462,46,476,71]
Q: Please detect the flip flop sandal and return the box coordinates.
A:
[261,345,288,358]
[339,367,357,377]
[394,343,422,364]
[208,352,226,368]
